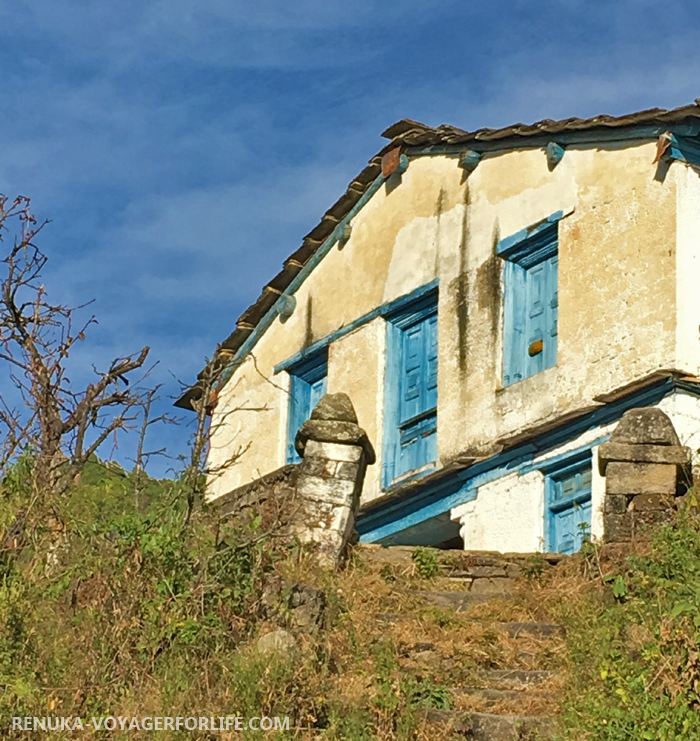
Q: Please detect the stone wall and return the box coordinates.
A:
[599,408,692,543]
[216,393,375,567]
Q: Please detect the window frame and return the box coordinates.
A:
[285,350,328,464]
[382,288,439,489]
[498,213,561,387]
[542,452,593,554]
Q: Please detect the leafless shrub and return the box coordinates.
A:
[0,194,151,497]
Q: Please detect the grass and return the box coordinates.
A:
[3,458,700,739]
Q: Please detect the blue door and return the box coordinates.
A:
[396,313,437,478]
[546,464,592,554]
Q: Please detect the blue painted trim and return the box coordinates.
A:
[518,435,610,475]
[396,154,409,175]
[274,279,439,374]
[357,376,695,543]
[458,150,482,173]
[545,142,565,170]
[667,133,700,168]
[277,294,296,323]
[496,210,567,257]
[217,172,387,390]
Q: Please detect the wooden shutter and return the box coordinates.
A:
[503,261,527,385]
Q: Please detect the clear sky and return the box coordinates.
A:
[1,1,699,477]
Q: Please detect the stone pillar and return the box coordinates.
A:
[598,408,692,543]
[294,393,375,566]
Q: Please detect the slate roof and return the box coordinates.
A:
[176,101,700,409]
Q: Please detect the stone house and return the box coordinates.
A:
[177,102,700,555]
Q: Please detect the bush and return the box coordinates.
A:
[556,502,700,740]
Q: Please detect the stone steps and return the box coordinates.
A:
[405,589,512,610]
[484,669,557,687]
[425,709,555,740]
[495,621,565,638]
[360,546,566,738]
[459,687,533,705]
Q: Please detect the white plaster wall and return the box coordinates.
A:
[449,392,700,552]
[452,470,545,553]
[658,391,700,476]
[328,318,386,502]
[676,165,700,376]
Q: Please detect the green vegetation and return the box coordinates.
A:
[0,458,294,738]
[3,453,700,740]
[411,547,440,580]
[552,498,700,740]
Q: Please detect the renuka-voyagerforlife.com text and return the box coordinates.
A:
[10,715,291,732]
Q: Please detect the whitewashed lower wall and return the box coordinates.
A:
[452,470,545,553]
[450,391,700,553]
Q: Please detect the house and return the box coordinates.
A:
[177,102,700,555]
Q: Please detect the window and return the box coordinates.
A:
[545,456,592,554]
[498,216,559,386]
[383,290,438,487]
[286,351,328,463]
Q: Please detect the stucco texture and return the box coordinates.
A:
[207,144,691,506]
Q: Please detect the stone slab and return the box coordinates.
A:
[605,462,677,496]
[484,669,556,686]
[296,474,356,506]
[470,577,516,594]
[406,590,511,610]
[303,439,363,463]
[611,408,681,446]
[598,441,690,474]
[604,493,630,514]
[631,492,674,511]
[426,710,555,741]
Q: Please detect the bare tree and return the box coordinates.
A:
[0,194,150,497]
[176,352,266,526]
[131,382,179,506]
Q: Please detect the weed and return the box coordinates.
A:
[522,552,547,582]
[411,546,440,580]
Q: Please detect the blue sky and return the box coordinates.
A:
[1,0,699,477]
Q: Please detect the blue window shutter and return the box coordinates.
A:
[400,323,424,423]
[309,375,327,415]
[285,352,328,464]
[382,322,403,488]
[500,217,559,386]
[503,261,527,385]
[544,255,558,369]
[425,314,438,410]
[384,287,438,486]
[287,375,311,463]
[526,260,546,378]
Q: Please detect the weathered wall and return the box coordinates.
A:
[208,143,684,504]
[676,166,700,376]
[451,470,545,553]
[328,319,385,501]
[449,393,700,553]
[450,419,612,552]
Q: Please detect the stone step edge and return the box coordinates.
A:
[375,613,565,637]
[424,709,556,737]
[403,590,513,608]
[484,669,557,686]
